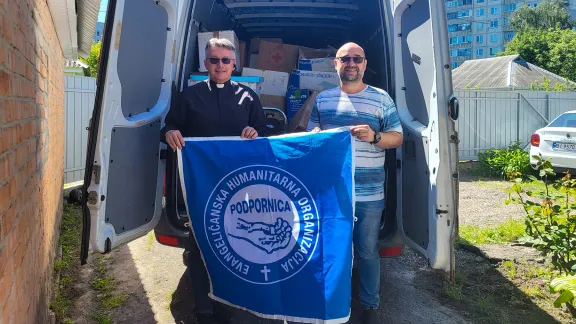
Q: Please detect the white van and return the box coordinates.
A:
[79,0,460,279]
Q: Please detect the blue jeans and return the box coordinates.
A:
[353,200,384,309]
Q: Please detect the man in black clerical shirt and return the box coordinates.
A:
[160,38,267,324]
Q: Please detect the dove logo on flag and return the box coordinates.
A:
[205,165,320,284]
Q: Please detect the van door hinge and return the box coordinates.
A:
[88,191,98,205]
[450,133,460,144]
[436,208,448,214]
[93,165,101,184]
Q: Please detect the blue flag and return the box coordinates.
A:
[177,129,355,323]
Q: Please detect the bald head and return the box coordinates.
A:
[334,42,367,84]
[336,42,365,58]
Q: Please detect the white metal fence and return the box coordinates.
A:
[455,90,576,160]
[62,81,576,178]
[64,75,96,184]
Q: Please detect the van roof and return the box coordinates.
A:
[222,0,359,39]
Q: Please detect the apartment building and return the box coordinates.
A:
[446,0,544,69]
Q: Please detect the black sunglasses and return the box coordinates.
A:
[338,56,365,64]
[208,57,233,65]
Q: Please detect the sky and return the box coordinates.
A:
[98,0,108,22]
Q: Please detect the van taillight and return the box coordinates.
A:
[156,234,178,247]
[379,247,403,257]
[531,134,540,147]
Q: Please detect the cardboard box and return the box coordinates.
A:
[299,47,337,59]
[241,68,289,97]
[288,91,319,133]
[249,54,259,68]
[288,70,340,92]
[260,94,286,113]
[239,41,247,68]
[286,90,310,121]
[198,30,241,73]
[250,37,282,54]
[257,41,300,73]
[188,75,264,96]
[298,58,336,72]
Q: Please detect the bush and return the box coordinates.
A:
[477,142,533,179]
[507,156,576,314]
[506,156,576,275]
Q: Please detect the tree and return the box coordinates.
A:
[79,42,102,79]
[499,27,576,82]
[511,0,574,31]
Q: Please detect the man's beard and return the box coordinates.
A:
[339,67,362,83]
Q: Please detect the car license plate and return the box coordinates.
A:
[553,142,576,151]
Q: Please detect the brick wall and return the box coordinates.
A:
[0,0,65,322]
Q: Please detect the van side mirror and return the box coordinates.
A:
[449,97,459,121]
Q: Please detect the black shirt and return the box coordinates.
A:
[160,79,269,140]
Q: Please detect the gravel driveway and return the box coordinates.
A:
[458,173,526,227]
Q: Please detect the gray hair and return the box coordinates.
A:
[205,38,236,58]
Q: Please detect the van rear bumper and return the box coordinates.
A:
[154,207,189,249]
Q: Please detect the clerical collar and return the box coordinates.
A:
[209,79,231,89]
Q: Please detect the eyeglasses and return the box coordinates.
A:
[208,57,233,65]
[337,56,365,64]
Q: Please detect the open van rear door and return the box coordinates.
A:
[80,0,184,263]
[390,0,459,274]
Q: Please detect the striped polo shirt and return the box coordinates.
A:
[306,85,403,202]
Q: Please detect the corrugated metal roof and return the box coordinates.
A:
[452,55,575,89]
[76,0,102,58]
[47,0,100,59]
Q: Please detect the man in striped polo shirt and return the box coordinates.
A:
[307,42,403,324]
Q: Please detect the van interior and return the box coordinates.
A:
[156,0,404,244]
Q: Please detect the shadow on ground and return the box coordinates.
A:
[169,247,570,324]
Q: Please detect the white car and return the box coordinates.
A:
[530,110,576,173]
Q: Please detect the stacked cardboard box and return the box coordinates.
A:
[297,47,337,73]
[242,68,289,112]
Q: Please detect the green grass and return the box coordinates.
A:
[94,312,112,324]
[90,256,129,322]
[102,294,129,309]
[458,218,525,245]
[444,282,463,301]
[50,204,83,321]
[145,232,154,251]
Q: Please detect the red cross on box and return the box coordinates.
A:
[272,52,283,63]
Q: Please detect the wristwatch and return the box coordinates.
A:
[370,130,381,144]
